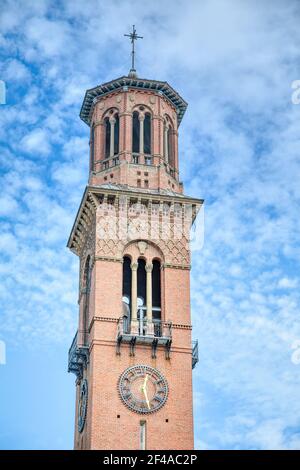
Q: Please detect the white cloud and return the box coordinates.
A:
[278,277,298,289]
[2,59,31,82]
[0,195,18,216]
[21,128,51,155]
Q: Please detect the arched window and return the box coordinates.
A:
[137,258,146,307]
[152,260,161,321]
[132,111,140,153]
[122,256,132,306]
[144,113,151,154]
[104,117,110,159]
[104,112,119,159]
[90,125,95,171]
[167,126,174,168]
[114,114,119,155]
[122,256,132,333]
[82,256,91,345]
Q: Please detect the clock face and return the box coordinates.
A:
[78,379,88,433]
[118,365,168,414]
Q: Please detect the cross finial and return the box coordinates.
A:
[124,25,143,78]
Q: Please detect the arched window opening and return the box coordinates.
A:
[152,260,161,321]
[82,256,91,345]
[90,125,95,172]
[167,127,174,168]
[144,113,151,154]
[132,111,140,154]
[122,256,132,333]
[137,258,146,307]
[114,114,119,155]
[137,258,147,335]
[104,117,110,159]
[122,257,132,304]
[83,256,91,291]
[120,252,163,338]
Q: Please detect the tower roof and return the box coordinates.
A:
[80,76,188,127]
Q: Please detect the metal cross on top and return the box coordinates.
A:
[124,25,143,76]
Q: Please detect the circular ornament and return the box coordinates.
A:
[118,365,168,414]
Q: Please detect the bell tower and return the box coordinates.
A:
[67,38,203,450]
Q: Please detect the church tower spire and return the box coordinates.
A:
[67,40,203,450]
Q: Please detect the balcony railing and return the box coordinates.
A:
[132,153,139,164]
[68,331,89,380]
[96,154,121,171]
[192,340,199,369]
[117,317,172,358]
[132,153,153,165]
[118,317,172,338]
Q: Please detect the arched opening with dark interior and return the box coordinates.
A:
[90,125,95,171]
[114,114,119,155]
[137,258,146,307]
[144,112,151,154]
[122,256,132,332]
[122,256,132,304]
[104,117,110,159]
[82,255,91,345]
[132,111,140,154]
[167,126,174,168]
[152,259,161,321]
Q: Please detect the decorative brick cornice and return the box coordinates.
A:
[172,323,192,330]
[80,76,188,128]
[67,188,97,256]
[89,316,119,332]
[67,185,203,259]
[94,256,123,263]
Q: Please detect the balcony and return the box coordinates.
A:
[99,154,120,171]
[116,317,172,359]
[68,331,89,380]
[132,154,153,166]
[112,156,119,166]
[132,153,140,164]
[192,340,199,369]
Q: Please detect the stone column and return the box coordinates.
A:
[109,117,115,158]
[139,114,145,157]
[145,262,154,335]
[130,261,138,333]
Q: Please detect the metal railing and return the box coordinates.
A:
[132,153,139,164]
[132,153,153,165]
[68,331,89,379]
[192,340,199,369]
[99,154,120,171]
[117,317,172,339]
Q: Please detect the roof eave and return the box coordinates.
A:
[79,76,188,127]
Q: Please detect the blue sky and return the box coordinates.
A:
[1,0,300,450]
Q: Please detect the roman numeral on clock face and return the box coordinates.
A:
[153,394,163,402]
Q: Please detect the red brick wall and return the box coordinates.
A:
[86,343,194,450]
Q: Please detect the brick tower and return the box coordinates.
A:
[67,58,202,449]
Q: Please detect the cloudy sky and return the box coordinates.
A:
[1,0,300,450]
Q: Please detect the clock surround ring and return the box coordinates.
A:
[118,365,169,414]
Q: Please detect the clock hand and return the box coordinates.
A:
[143,387,151,410]
[141,375,150,409]
[142,374,148,389]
